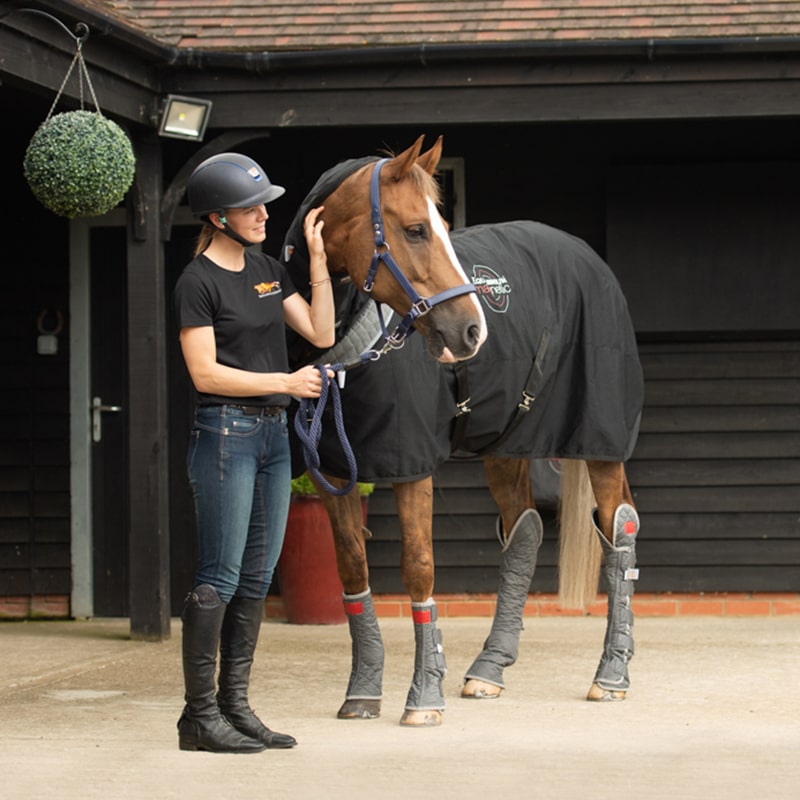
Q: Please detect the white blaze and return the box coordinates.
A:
[427,197,488,350]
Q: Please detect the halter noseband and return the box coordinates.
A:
[363,158,477,349]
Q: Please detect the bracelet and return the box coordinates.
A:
[310,277,332,288]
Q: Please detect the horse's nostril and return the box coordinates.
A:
[465,323,481,348]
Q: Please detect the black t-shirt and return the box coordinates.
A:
[173,249,298,407]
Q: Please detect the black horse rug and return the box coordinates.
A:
[282,158,643,483]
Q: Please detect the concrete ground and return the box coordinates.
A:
[1,614,798,800]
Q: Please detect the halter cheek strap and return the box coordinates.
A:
[364,158,477,349]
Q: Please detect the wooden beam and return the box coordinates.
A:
[126,131,171,641]
[0,27,156,125]
[193,79,800,127]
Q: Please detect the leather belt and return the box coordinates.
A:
[226,404,284,417]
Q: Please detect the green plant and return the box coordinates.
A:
[23,110,136,218]
[291,472,374,497]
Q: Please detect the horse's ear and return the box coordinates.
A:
[388,136,426,179]
[415,136,443,176]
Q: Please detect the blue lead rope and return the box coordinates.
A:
[294,363,359,496]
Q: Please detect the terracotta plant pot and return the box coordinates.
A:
[277,496,367,624]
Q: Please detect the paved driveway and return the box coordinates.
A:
[1,615,798,799]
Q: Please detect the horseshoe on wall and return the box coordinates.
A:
[36,308,65,336]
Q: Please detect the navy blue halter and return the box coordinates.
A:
[296,157,477,496]
[364,158,477,349]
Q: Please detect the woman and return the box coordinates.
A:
[173,152,335,754]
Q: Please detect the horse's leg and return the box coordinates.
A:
[584,460,639,702]
[392,477,447,727]
[462,456,543,699]
[311,474,385,720]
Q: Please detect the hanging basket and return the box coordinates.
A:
[24,110,136,218]
[22,22,136,219]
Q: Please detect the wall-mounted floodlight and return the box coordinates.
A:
[158,95,213,141]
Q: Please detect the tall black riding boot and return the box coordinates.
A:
[217,596,297,749]
[178,585,266,753]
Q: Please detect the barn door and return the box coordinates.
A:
[89,225,129,616]
[70,215,199,618]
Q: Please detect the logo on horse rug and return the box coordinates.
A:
[472,265,511,313]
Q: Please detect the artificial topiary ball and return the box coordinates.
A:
[23,110,136,218]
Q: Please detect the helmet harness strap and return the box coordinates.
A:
[204,213,255,249]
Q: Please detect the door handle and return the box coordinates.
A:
[92,396,122,443]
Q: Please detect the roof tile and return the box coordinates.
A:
[95,1,800,50]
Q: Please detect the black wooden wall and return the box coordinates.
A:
[0,149,71,604]
[0,310,71,602]
[630,340,799,591]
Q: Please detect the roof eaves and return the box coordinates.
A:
[165,35,800,74]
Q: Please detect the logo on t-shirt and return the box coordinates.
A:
[254,281,281,297]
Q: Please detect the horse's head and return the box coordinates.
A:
[321,136,487,363]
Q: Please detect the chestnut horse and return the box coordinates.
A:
[282,136,643,726]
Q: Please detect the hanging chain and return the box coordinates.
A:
[15,9,101,121]
[45,38,103,122]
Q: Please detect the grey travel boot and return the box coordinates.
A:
[404,598,447,715]
[588,503,640,701]
[217,595,297,748]
[338,588,384,719]
[177,585,266,753]
[464,508,543,690]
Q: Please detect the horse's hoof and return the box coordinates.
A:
[399,709,443,727]
[586,683,627,702]
[337,699,381,719]
[461,679,503,699]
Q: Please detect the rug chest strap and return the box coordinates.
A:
[449,361,472,454]
[450,328,552,457]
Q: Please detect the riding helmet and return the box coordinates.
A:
[187,152,285,217]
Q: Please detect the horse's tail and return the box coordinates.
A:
[557,459,602,610]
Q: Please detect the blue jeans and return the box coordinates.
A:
[186,405,291,603]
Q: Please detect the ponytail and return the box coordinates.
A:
[194,223,215,257]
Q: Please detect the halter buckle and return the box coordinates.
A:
[411,298,433,318]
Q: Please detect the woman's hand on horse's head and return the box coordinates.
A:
[304,206,327,259]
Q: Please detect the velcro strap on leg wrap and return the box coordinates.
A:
[344,588,372,616]
[411,607,430,624]
[413,600,444,674]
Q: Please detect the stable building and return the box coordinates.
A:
[1,1,798,638]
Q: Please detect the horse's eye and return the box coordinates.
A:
[406,224,427,241]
